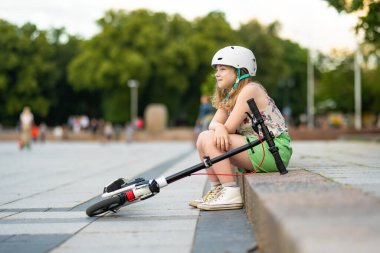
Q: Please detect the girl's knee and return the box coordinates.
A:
[196,130,214,150]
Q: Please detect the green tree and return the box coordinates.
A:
[68,10,236,124]
[185,11,237,123]
[45,28,96,125]
[0,21,57,125]
[323,0,380,51]
[316,49,380,117]
[68,10,155,123]
[277,40,308,122]
[0,9,324,127]
[237,20,287,92]
[237,20,305,123]
[362,62,380,112]
[316,52,355,113]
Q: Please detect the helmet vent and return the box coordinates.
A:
[218,57,223,60]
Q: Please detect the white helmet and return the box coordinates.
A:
[211,46,257,76]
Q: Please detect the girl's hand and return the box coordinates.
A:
[213,124,230,151]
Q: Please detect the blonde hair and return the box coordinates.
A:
[211,68,252,112]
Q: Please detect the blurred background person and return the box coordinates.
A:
[19,106,34,149]
[31,124,39,142]
[53,125,63,140]
[125,122,135,143]
[135,117,144,130]
[193,95,214,145]
[39,122,47,142]
[104,121,114,141]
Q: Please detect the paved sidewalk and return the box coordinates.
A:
[292,140,380,197]
[0,141,255,253]
[3,140,378,253]
[0,142,201,253]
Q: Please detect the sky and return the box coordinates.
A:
[0,0,359,53]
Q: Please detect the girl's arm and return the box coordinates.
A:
[207,84,268,151]
[209,109,228,130]
[208,109,231,151]
[224,84,268,134]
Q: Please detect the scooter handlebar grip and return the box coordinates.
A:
[247,98,261,119]
[248,98,288,175]
[273,151,288,175]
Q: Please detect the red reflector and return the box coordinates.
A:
[126,190,135,201]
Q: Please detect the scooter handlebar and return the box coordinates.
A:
[247,98,262,122]
[246,98,288,175]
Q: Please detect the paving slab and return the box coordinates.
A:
[52,148,205,253]
[0,142,201,252]
[0,141,256,253]
[291,140,380,197]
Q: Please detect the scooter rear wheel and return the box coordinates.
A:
[86,196,122,217]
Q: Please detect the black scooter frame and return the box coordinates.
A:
[86,98,287,217]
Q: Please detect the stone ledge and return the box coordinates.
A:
[240,169,380,253]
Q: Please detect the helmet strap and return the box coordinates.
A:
[225,68,250,101]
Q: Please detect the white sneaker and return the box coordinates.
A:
[188,185,222,208]
[197,186,243,211]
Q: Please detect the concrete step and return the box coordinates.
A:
[240,169,380,253]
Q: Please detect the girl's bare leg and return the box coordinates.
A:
[196,131,254,184]
[196,132,219,184]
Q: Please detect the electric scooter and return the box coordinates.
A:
[86,98,288,217]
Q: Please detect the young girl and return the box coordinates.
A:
[191,46,292,211]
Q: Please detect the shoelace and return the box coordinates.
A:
[203,186,222,201]
[201,188,226,204]
[209,189,226,203]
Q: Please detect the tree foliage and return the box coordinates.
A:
[0,8,379,128]
[0,20,99,125]
[0,21,56,124]
[324,0,380,52]
[316,49,380,116]
[68,10,238,124]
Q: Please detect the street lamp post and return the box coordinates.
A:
[354,48,362,130]
[128,80,139,124]
[307,49,315,129]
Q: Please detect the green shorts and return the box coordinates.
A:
[237,133,292,173]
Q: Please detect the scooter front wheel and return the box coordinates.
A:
[86,195,123,217]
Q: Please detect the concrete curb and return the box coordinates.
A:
[239,169,380,253]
